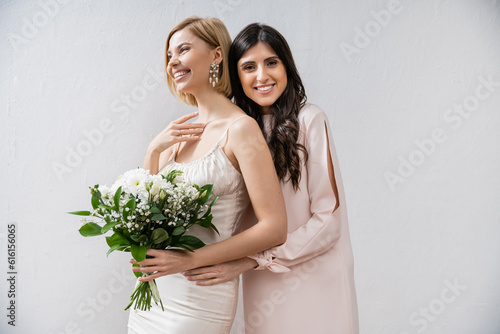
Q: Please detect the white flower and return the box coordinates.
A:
[150,184,160,196]
[98,185,111,198]
[127,175,143,196]
[171,174,185,185]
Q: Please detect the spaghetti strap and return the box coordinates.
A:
[171,142,181,161]
[171,115,249,166]
[216,115,249,145]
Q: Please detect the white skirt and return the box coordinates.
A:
[127,273,238,334]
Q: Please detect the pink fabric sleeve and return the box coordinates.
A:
[248,107,343,272]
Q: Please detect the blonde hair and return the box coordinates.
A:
[165,16,232,106]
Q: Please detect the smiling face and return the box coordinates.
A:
[166,28,216,95]
[237,42,288,114]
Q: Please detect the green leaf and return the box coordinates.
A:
[130,234,148,243]
[122,198,136,221]
[197,217,219,235]
[101,221,119,234]
[149,206,161,214]
[197,210,219,236]
[106,232,130,248]
[113,186,122,210]
[172,226,185,236]
[106,244,129,256]
[132,264,142,278]
[175,219,185,226]
[197,219,210,228]
[151,228,169,244]
[128,197,137,211]
[178,235,205,249]
[165,170,183,183]
[151,213,167,221]
[79,223,104,237]
[209,222,219,235]
[68,211,91,216]
[209,195,219,207]
[98,204,112,210]
[198,184,214,205]
[91,195,100,210]
[131,244,148,262]
[200,196,219,219]
[122,228,131,239]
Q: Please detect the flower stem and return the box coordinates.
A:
[124,273,164,311]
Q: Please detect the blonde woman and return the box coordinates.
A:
[127,17,286,334]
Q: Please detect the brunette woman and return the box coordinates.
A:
[184,23,359,334]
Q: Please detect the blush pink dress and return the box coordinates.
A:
[240,104,359,334]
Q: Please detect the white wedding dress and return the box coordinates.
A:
[127,116,250,334]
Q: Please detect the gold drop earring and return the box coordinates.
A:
[209,62,219,87]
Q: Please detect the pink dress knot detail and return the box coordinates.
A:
[248,249,291,273]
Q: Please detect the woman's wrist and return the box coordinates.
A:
[147,142,163,155]
[243,257,259,270]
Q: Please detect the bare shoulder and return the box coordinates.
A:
[228,114,261,138]
[220,111,264,171]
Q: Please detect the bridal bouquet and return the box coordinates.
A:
[69,168,219,311]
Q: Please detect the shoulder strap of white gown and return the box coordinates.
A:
[216,115,249,145]
[171,142,181,161]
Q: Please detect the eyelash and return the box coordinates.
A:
[167,47,190,61]
[243,60,278,71]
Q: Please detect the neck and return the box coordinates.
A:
[261,105,273,115]
[192,85,232,121]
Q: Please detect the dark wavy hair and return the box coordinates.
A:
[229,23,308,190]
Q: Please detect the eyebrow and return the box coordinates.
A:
[239,56,279,68]
[167,42,193,55]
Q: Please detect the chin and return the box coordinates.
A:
[176,84,191,94]
[252,98,277,109]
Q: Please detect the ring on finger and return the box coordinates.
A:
[177,130,181,136]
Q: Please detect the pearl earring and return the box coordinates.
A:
[209,62,219,87]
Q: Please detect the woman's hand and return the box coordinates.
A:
[130,249,195,282]
[148,111,205,154]
[182,257,257,286]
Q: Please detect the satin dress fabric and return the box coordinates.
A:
[127,116,250,334]
[241,104,359,334]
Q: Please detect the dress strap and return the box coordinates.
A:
[216,115,249,145]
[171,142,181,161]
